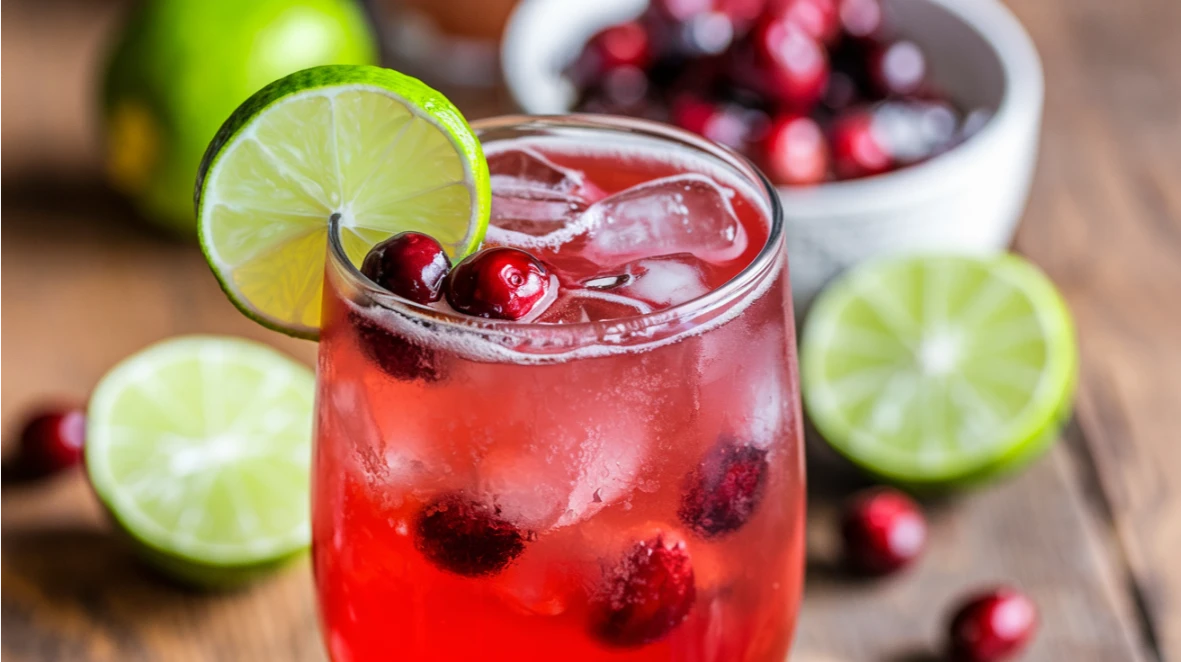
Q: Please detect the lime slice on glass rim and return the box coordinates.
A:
[800,253,1078,489]
[85,336,315,587]
[196,65,491,339]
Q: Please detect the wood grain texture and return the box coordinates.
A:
[1,0,1177,660]
[1005,0,1181,659]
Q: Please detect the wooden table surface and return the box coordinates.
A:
[2,0,1178,660]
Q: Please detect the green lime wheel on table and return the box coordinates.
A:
[800,253,1078,490]
[85,336,316,588]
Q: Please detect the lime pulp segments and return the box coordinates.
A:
[86,336,315,587]
[196,65,491,339]
[800,254,1078,489]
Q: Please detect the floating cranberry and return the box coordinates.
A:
[16,408,86,477]
[590,532,696,647]
[361,232,451,305]
[350,312,446,383]
[760,114,828,186]
[829,110,892,179]
[414,492,528,577]
[948,588,1038,662]
[840,487,926,575]
[445,247,552,321]
[679,439,769,538]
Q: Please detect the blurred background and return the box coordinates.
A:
[2,0,1179,660]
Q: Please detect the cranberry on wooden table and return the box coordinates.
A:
[840,487,927,575]
[948,587,1039,662]
[15,407,86,478]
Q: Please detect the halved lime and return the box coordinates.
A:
[85,336,315,587]
[196,65,491,339]
[800,254,1077,489]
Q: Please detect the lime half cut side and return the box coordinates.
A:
[800,254,1078,489]
[197,65,491,339]
[86,336,316,587]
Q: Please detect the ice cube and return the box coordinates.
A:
[615,254,712,308]
[556,426,649,527]
[697,323,794,451]
[536,289,654,324]
[474,412,650,530]
[582,174,749,264]
[486,147,602,248]
[478,446,570,529]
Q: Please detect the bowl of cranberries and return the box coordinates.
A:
[502,0,1043,307]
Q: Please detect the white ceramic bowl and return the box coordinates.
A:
[501,0,1044,311]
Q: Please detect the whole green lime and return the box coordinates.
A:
[101,0,377,237]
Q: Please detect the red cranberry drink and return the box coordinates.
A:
[312,115,803,661]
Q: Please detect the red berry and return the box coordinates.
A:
[590,532,696,647]
[829,110,892,179]
[18,408,85,477]
[679,440,769,539]
[591,22,654,72]
[867,40,927,97]
[414,492,528,577]
[839,0,883,38]
[948,588,1038,662]
[671,96,766,152]
[445,247,552,321]
[768,0,840,44]
[736,17,829,110]
[360,232,451,305]
[840,487,926,575]
[350,312,445,383]
[760,114,829,186]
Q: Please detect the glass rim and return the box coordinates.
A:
[327,113,785,339]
